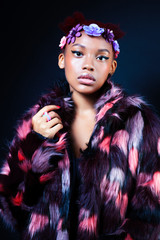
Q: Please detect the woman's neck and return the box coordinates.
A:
[71,90,97,115]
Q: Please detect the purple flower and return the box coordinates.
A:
[107,29,114,42]
[113,40,120,58]
[66,24,83,44]
[83,24,105,36]
[113,40,120,53]
[103,29,114,44]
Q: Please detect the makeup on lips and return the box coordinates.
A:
[77,74,96,86]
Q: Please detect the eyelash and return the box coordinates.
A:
[71,50,83,57]
[71,50,109,61]
[96,56,109,61]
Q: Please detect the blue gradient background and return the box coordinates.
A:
[1,0,160,239]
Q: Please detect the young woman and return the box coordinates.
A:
[0,12,160,240]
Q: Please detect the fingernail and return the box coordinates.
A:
[56,105,61,108]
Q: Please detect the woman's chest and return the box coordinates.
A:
[70,113,96,157]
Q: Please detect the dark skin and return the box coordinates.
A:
[32,31,117,157]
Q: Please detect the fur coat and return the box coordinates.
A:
[0,81,160,240]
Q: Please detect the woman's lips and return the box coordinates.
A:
[77,74,96,85]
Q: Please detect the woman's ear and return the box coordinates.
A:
[58,53,65,69]
[110,60,117,76]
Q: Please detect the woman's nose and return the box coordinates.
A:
[82,56,95,71]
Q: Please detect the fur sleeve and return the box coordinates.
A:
[121,103,160,240]
[0,103,47,230]
[0,89,70,231]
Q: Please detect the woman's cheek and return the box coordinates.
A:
[97,64,110,80]
[66,57,80,72]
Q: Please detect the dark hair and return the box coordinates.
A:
[59,12,125,40]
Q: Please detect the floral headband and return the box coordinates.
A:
[59,23,120,58]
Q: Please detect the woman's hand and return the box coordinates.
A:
[32,105,63,138]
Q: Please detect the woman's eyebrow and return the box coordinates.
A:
[98,49,110,54]
[72,43,86,48]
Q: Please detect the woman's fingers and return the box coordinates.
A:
[47,111,62,120]
[45,123,63,139]
[35,105,60,118]
[41,112,62,124]
[47,117,62,128]
[32,105,63,138]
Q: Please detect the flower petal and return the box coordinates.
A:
[83,24,104,37]
[71,36,76,43]
[77,26,83,32]
[67,38,71,44]
[113,40,120,52]
[59,36,66,49]
[76,32,81,37]
[75,24,80,30]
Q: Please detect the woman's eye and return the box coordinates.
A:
[97,55,109,61]
[71,50,83,57]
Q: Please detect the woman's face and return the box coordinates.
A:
[58,31,117,95]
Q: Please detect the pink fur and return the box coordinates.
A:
[96,102,113,122]
[79,214,97,234]
[115,191,128,219]
[1,162,10,175]
[152,172,160,195]
[100,174,108,196]
[39,171,56,183]
[96,97,122,122]
[92,126,104,148]
[137,173,152,186]
[157,137,160,155]
[120,193,128,219]
[43,133,67,152]
[58,150,70,169]
[99,136,111,154]
[29,213,49,237]
[143,172,160,197]
[112,130,129,156]
[11,191,23,206]
[99,126,104,139]
[112,97,123,104]
[128,147,139,176]
[115,189,122,208]
[18,149,25,161]
[19,160,32,173]
[17,119,32,140]
[136,171,160,198]
[125,234,133,240]
[57,218,63,231]
[79,208,90,220]
[104,181,120,204]
[112,112,121,119]
[55,133,67,152]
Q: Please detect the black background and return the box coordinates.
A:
[1,0,160,239]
